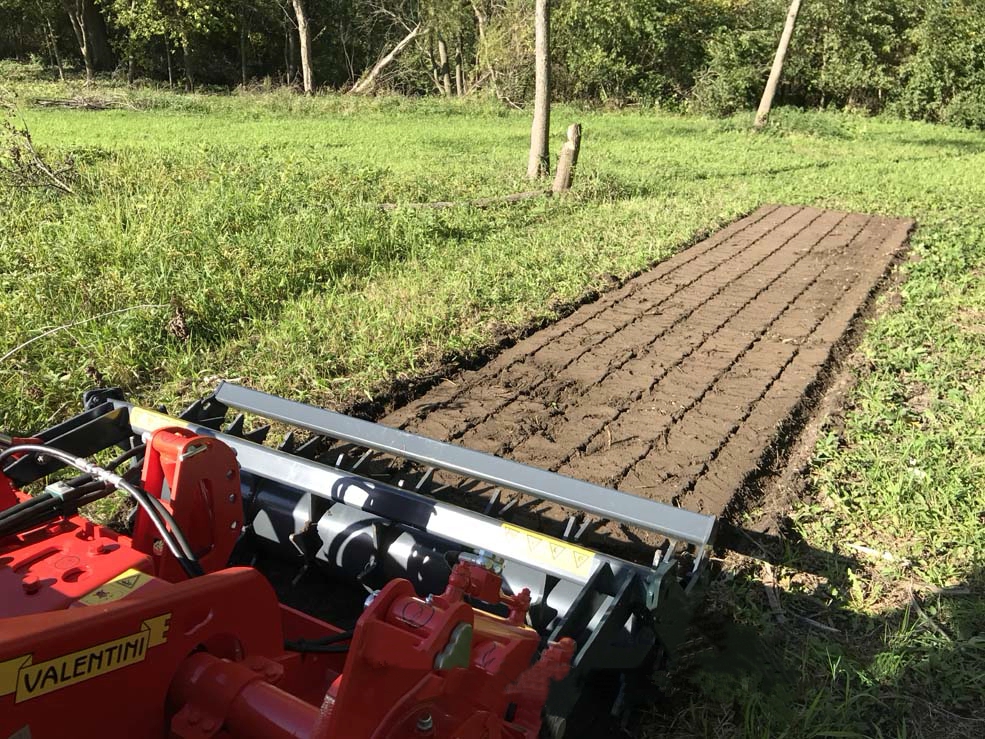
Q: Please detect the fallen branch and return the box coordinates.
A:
[845,541,908,564]
[465,70,492,96]
[33,96,126,110]
[497,94,523,111]
[761,563,786,623]
[1,100,76,195]
[796,615,841,634]
[350,24,423,95]
[908,588,954,642]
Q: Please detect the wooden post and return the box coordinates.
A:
[551,123,581,193]
[754,0,802,129]
[526,0,550,179]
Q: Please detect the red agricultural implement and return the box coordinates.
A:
[0,383,716,738]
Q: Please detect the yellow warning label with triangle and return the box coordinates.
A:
[501,524,596,578]
[116,573,140,589]
[79,568,156,606]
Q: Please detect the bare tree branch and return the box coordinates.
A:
[350,23,424,94]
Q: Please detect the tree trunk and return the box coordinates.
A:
[239,21,248,87]
[526,0,551,179]
[350,24,423,95]
[285,20,295,84]
[754,0,802,129]
[180,36,194,91]
[64,1,94,85]
[43,28,57,74]
[43,15,65,81]
[427,33,441,93]
[125,0,136,84]
[83,0,113,70]
[164,36,173,88]
[470,0,498,92]
[437,37,452,96]
[470,1,486,67]
[290,0,314,93]
[455,40,464,96]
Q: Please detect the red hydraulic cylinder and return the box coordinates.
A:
[169,652,321,739]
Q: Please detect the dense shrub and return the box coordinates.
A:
[4,0,985,128]
[894,0,985,123]
[553,0,724,105]
[942,84,985,130]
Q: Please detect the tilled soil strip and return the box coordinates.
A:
[382,205,914,548]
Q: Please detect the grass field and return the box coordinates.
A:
[1,67,983,737]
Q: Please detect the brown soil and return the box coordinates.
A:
[380,205,915,536]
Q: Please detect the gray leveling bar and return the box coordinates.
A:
[210,383,717,551]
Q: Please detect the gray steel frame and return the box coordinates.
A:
[210,382,716,551]
[123,401,655,588]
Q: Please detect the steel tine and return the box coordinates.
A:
[278,431,297,453]
[563,515,578,540]
[243,425,271,444]
[456,477,483,493]
[225,413,246,437]
[294,435,324,460]
[660,539,679,565]
[414,467,435,491]
[483,489,502,516]
[574,517,594,541]
[498,495,518,517]
[350,449,376,472]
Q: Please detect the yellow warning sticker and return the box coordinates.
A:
[129,406,191,434]
[79,569,155,606]
[501,524,596,578]
[0,614,170,703]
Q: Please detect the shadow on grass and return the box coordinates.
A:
[645,522,985,739]
[896,138,985,154]
[614,148,985,203]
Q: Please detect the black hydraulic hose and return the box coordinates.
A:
[145,493,201,572]
[284,630,353,654]
[106,443,147,471]
[0,498,60,538]
[296,631,353,645]
[0,490,54,521]
[114,474,203,578]
[283,642,350,653]
[0,480,112,539]
[0,444,202,578]
[61,443,147,490]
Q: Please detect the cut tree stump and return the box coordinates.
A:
[551,123,581,193]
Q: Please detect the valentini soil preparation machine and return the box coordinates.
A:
[0,382,717,738]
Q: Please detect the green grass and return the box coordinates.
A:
[2,65,984,737]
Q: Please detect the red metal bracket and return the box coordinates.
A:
[132,428,243,580]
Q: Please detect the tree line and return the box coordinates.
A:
[1,0,983,127]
